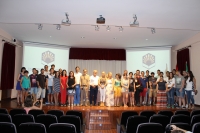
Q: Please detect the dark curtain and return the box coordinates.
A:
[177,48,190,72]
[0,43,16,90]
[69,48,126,60]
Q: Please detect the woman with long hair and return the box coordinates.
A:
[53,71,60,106]
[67,71,76,106]
[156,76,167,108]
[121,73,129,107]
[60,70,68,106]
[98,71,107,107]
[16,67,26,106]
[134,74,142,107]
[166,72,175,108]
[129,72,135,106]
[185,71,196,109]
[113,73,122,107]
[105,72,114,107]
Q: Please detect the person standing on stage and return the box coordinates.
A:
[53,71,60,106]
[89,70,99,106]
[129,72,135,107]
[43,65,49,104]
[156,76,167,108]
[60,70,68,106]
[114,74,121,107]
[148,72,157,105]
[166,72,175,108]
[145,70,151,106]
[21,70,31,105]
[29,68,38,102]
[122,73,129,107]
[67,71,76,106]
[156,70,161,79]
[106,72,114,107]
[80,69,90,106]
[16,67,26,106]
[74,66,82,106]
[51,64,55,71]
[140,71,148,106]
[46,68,55,105]
[44,65,50,76]
[136,70,141,78]
[36,69,47,105]
[59,68,62,76]
[98,71,107,107]
[134,74,142,107]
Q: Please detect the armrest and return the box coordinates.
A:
[81,125,85,133]
[117,118,120,125]
[121,125,126,133]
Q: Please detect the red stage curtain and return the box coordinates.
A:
[69,48,126,60]
[177,48,190,72]
[0,43,16,90]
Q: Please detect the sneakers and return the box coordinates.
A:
[77,104,80,106]
[167,105,171,108]
[45,102,50,105]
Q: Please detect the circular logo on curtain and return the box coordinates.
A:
[41,51,55,65]
[142,53,155,69]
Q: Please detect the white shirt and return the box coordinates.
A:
[167,78,175,87]
[185,77,193,91]
[47,74,54,86]
[44,71,50,76]
[74,72,82,84]
[90,75,99,85]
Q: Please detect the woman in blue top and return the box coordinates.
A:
[20,70,31,105]
[16,67,26,106]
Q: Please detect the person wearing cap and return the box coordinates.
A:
[148,72,157,105]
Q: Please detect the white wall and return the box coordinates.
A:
[171,33,200,105]
[0,28,23,101]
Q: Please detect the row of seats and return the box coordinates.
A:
[117,110,200,133]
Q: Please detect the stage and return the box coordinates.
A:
[0,99,198,133]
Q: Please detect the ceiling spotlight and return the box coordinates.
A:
[56,24,61,30]
[95,25,99,31]
[106,26,110,31]
[119,26,123,32]
[62,12,71,25]
[81,36,85,39]
[130,14,139,27]
[113,37,117,39]
[38,24,43,30]
[151,28,156,34]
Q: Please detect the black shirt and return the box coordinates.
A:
[158,81,166,90]
[68,77,75,89]
[36,74,46,89]
[146,75,151,88]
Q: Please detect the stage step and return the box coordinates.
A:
[87,110,111,130]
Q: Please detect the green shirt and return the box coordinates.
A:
[115,79,121,87]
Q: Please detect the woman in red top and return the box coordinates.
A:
[60,70,68,106]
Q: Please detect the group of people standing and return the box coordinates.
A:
[16,65,197,109]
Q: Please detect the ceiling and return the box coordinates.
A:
[0,0,200,48]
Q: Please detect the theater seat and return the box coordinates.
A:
[0,122,17,133]
[136,123,164,133]
[49,123,76,133]
[170,115,190,124]
[19,123,46,133]
[47,110,64,119]
[0,114,12,123]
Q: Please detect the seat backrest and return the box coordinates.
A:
[19,123,46,133]
[47,110,64,119]
[192,122,200,133]
[191,110,200,118]
[0,108,8,114]
[120,111,138,126]
[140,110,156,120]
[0,122,17,133]
[36,114,58,129]
[49,123,76,133]
[0,114,12,123]
[166,123,191,133]
[28,110,45,119]
[66,110,83,125]
[191,115,200,127]
[136,123,164,133]
[10,109,26,118]
[149,115,170,129]
[13,114,35,129]
[59,115,81,133]
[126,116,148,133]
[157,110,174,118]
[174,110,190,116]
[170,115,190,124]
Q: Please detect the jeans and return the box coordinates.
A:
[74,84,81,104]
[185,90,195,104]
[167,87,174,106]
[90,86,98,105]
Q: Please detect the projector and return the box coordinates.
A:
[97,15,105,24]
[130,21,139,27]
[62,19,71,25]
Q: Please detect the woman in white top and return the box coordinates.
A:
[166,72,175,108]
[105,72,114,107]
[121,73,129,107]
[185,71,196,109]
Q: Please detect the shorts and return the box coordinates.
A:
[176,88,185,98]
[37,88,46,99]
[48,86,54,94]
[114,86,122,97]
[149,89,157,97]
[31,87,38,94]
[140,88,147,97]
[23,88,29,91]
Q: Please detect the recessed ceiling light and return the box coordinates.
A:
[146,39,148,40]
[113,37,117,39]
[81,37,85,39]
[50,36,52,38]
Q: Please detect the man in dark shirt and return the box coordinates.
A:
[36,69,46,100]
[149,72,157,105]
[29,68,38,102]
[140,71,148,105]
[145,70,151,106]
